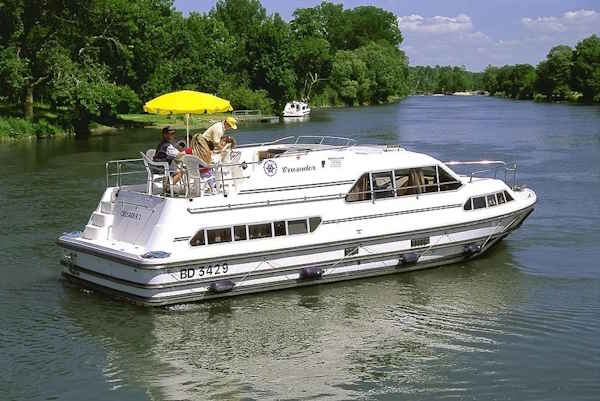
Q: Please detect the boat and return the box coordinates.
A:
[57,135,536,306]
[283,101,311,117]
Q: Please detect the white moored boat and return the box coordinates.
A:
[283,101,311,117]
[58,135,536,306]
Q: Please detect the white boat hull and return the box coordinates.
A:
[59,205,533,306]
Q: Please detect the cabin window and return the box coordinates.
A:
[421,166,438,193]
[190,230,206,246]
[371,171,394,199]
[344,247,358,256]
[346,173,372,202]
[207,228,232,244]
[288,219,308,235]
[249,223,272,239]
[234,225,247,241]
[274,221,286,236]
[411,237,430,247]
[504,190,514,202]
[309,217,321,232]
[464,199,472,210]
[438,166,462,191]
[473,196,486,209]
[394,169,415,196]
[497,192,506,204]
[487,194,498,207]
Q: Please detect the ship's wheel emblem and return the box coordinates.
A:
[263,159,278,176]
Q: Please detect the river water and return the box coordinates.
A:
[1,96,600,400]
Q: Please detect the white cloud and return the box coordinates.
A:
[398,14,473,34]
[522,9,599,33]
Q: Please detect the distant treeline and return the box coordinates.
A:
[482,35,600,103]
[0,0,410,135]
[408,66,484,94]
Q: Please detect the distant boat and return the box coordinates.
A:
[283,101,311,117]
[432,93,445,97]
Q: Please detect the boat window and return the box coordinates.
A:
[372,171,394,199]
[473,196,486,209]
[411,237,430,247]
[438,166,462,191]
[421,166,438,193]
[234,225,247,241]
[497,192,506,204]
[190,230,206,246]
[394,169,416,196]
[309,217,321,232]
[504,190,514,202]
[344,247,358,256]
[274,221,286,236]
[207,228,232,244]
[345,173,372,202]
[487,194,498,207]
[249,223,272,239]
[288,219,308,235]
[464,199,472,210]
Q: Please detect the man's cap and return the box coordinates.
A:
[225,117,238,130]
[162,125,176,134]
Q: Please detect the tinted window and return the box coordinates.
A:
[464,199,472,210]
[394,169,415,196]
[438,167,461,191]
[344,247,358,256]
[249,223,272,239]
[487,194,497,207]
[274,221,286,236]
[190,230,205,246]
[411,237,430,247]
[473,196,486,209]
[288,219,308,235]
[234,225,247,241]
[504,190,514,201]
[309,217,321,232]
[497,192,506,204]
[346,173,371,202]
[372,171,394,199]
[207,228,232,244]
[421,166,438,193]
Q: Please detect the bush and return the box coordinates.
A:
[218,82,275,114]
[0,117,62,139]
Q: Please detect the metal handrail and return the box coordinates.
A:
[444,160,518,188]
[236,136,296,148]
[295,135,356,146]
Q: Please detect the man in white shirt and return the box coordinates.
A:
[202,116,237,151]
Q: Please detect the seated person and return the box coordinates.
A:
[176,140,193,155]
[153,126,184,187]
[218,135,237,161]
[190,134,217,192]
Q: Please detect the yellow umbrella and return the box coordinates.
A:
[143,90,233,143]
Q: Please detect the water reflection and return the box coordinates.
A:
[62,244,525,400]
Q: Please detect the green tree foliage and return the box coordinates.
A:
[571,35,600,103]
[410,66,482,94]
[535,45,573,100]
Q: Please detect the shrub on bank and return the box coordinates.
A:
[0,117,62,139]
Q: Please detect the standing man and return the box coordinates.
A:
[153,125,184,186]
[202,117,237,151]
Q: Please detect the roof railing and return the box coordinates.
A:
[445,160,518,188]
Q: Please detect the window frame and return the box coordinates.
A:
[206,226,233,245]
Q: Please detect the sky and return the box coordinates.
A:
[174,0,600,71]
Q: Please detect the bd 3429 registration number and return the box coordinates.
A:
[179,263,228,279]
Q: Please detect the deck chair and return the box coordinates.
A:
[145,149,156,159]
[140,152,173,196]
[182,155,214,197]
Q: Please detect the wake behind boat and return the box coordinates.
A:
[57,135,536,305]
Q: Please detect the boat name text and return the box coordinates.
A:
[120,210,142,220]
[282,165,316,174]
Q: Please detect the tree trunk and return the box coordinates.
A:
[24,85,34,120]
[73,106,91,138]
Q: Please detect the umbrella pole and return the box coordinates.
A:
[186,113,190,145]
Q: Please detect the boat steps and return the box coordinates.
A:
[91,211,113,228]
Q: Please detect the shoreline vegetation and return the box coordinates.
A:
[2,1,599,142]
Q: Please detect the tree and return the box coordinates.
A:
[571,35,600,103]
[291,36,331,98]
[344,6,403,49]
[354,42,408,102]
[535,45,573,100]
[330,50,369,105]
